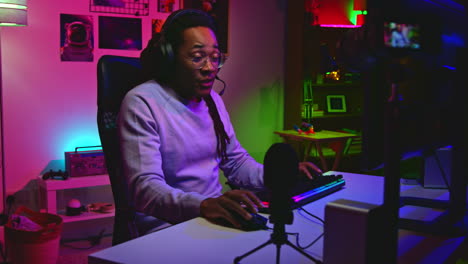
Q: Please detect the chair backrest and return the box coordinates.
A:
[97,55,144,245]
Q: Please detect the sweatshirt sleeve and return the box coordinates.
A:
[118,90,208,224]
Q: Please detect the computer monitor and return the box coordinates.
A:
[335,1,466,262]
[361,0,465,172]
[384,21,421,50]
[359,0,467,238]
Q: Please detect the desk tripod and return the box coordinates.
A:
[234,211,321,264]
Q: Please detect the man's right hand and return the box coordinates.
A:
[200,190,264,229]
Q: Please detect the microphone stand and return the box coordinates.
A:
[234,199,321,264]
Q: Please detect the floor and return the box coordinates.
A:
[58,236,113,264]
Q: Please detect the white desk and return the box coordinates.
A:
[89,172,467,264]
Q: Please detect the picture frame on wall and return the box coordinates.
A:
[182,0,229,54]
[90,0,150,16]
[60,14,94,62]
[98,16,142,50]
[158,0,176,13]
[326,95,347,113]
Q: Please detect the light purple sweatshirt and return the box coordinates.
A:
[118,80,264,227]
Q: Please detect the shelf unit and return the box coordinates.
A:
[38,174,114,223]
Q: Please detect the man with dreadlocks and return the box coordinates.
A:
[118,9,321,234]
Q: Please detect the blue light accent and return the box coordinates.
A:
[442,65,456,70]
[442,34,465,47]
[421,0,465,12]
[60,129,102,153]
[292,179,345,202]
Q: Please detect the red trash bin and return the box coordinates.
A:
[5,206,63,264]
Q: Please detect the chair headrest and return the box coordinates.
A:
[97,55,144,112]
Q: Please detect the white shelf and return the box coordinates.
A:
[38,174,114,222]
[38,174,110,191]
[57,211,114,223]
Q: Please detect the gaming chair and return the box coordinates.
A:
[96,55,144,245]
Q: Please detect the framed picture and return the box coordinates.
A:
[158,0,176,13]
[98,16,142,50]
[326,95,347,113]
[60,14,94,62]
[90,0,150,16]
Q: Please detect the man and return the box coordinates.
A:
[118,9,321,234]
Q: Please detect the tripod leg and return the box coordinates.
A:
[285,240,322,264]
[234,239,273,264]
[276,244,281,264]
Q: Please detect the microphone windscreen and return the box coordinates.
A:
[263,143,299,194]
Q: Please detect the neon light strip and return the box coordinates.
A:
[260,179,345,207]
[320,24,362,28]
[443,65,456,70]
[292,180,345,203]
[0,3,27,9]
[0,23,23,26]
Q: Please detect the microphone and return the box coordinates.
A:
[263,143,299,225]
[215,75,226,96]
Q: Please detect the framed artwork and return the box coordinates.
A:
[182,0,229,54]
[98,16,142,50]
[60,14,94,62]
[326,95,347,113]
[158,0,176,13]
[90,0,149,16]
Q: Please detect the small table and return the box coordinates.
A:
[274,130,359,171]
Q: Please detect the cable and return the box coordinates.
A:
[285,231,324,250]
[215,75,226,96]
[60,229,108,250]
[298,207,325,224]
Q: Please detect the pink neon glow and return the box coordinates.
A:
[320,24,362,28]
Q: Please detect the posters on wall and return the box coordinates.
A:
[98,16,142,50]
[61,0,231,59]
[60,14,94,62]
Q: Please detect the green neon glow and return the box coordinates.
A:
[0,22,24,26]
[0,3,27,9]
[350,10,360,25]
[346,0,355,24]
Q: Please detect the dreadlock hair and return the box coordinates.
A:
[140,9,230,162]
[204,94,231,162]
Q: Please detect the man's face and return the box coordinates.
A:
[174,26,220,99]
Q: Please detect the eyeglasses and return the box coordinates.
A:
[189,52,226,70]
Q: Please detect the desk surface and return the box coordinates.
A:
[274,130,359,142]
[89,172,466,264]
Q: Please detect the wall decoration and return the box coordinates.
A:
[151,18,165,39]
[183,0,229,54]
[60,14,94,62]
[326,95,347,113]
[98,16,142,50]
[158,0,176,13]
[90,0,149,16]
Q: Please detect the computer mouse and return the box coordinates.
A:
[231,212,269,231]
[239,213,269,231]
